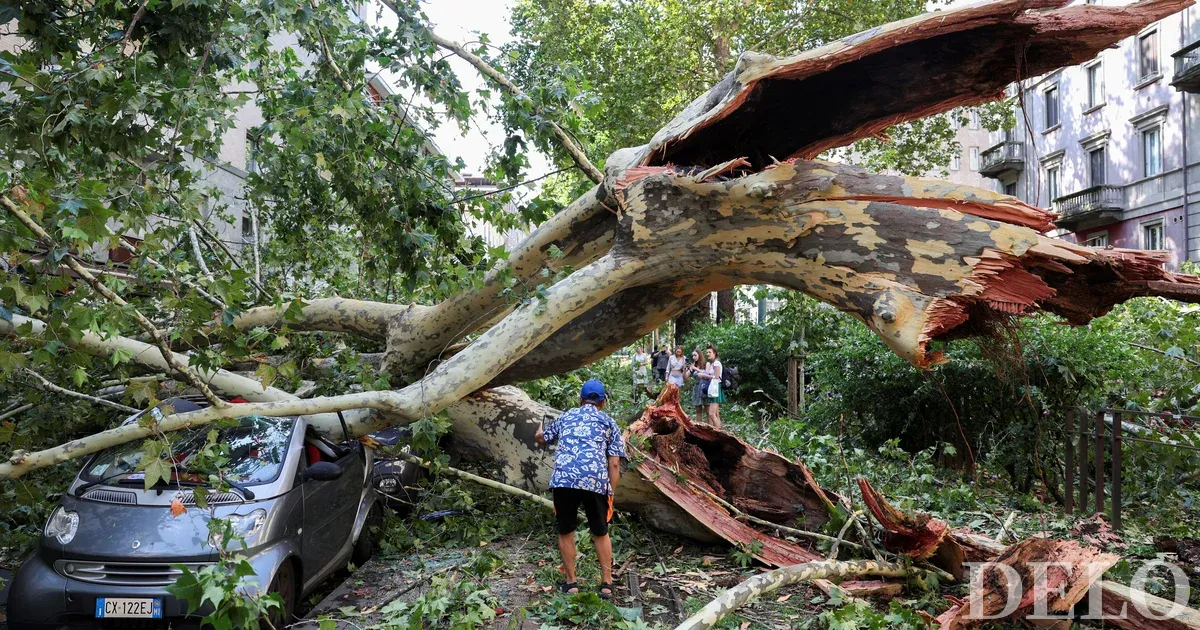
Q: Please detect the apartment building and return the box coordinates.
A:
[979,1,1200,269]
[945,110,994,189]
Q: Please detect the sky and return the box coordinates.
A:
[419,0,551,179]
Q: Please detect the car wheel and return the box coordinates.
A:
[352,502,384,566]
[266,559,297,628]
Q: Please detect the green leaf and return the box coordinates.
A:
[0,351,27,376]
[192,486,209,509]
[111,348,135,366]
[165,566,203,612]
[71,367,87,388]
[142,458,170,490]
[254,363,277,390]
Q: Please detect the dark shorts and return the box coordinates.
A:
[553,487,613,536]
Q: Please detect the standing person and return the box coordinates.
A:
[535,379,627,599]
[667,346,687,387]
[690,345,725,428]
[631,347,650,400]
[689,349,708,419]
[703,345,725,428]
[653,346,669,383]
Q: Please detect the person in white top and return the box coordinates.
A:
[689,345,724,428]
[667,346,687,387]
[631,347,650,400]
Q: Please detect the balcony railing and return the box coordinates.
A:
[1053,185,1124,225]
[979,141,1024,177]
[1172,39,1200,92]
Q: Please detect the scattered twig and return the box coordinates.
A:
[996,511,1017,544]
[0,404,34,422]
[1127,341,1200,367]
[395,452,553,509]
[22,368,139,414]
[826,510,862,560]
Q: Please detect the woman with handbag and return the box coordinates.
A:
[688,345,724,428]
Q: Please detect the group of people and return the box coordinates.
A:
[632,344,724,428]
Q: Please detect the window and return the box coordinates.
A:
[951,153,961,171]
[1142,126,1163,177]
[969,110,980,130]
[1142,221,1165,250]
[1003,182,1018,197]
[1044,85,1059,130]
[1086,63,1104,108]
[949,112,961,131]
[1046,165,1060,201]
[246,135,261,175]
[241,215,253,239]
[1138,30,1159,81]
[1088,147,1106,187]
[1086,232,1109,247]
[969,147,980,171]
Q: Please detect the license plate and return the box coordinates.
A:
[95,597,162,618]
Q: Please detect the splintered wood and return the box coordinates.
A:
[857,477,950,560]
[934,538,1117,629]
[627,385,836,567]
[858,482,1200,630]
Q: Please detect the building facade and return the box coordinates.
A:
[979,1,1200,269]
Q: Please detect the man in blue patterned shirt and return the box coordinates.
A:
[535,379,627,598]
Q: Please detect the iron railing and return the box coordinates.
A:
[1062,408,1200,529]
[1173,38,1200,90]
[1053,185,1124,219]
[979,141,1024,175]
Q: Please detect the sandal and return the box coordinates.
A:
[598,582,615,600]
[557,580,579,594]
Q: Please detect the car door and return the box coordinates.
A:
[301,447,363,580]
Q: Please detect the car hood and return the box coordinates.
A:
[47,495,280,562]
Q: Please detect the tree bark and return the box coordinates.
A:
[673,296,711,345]
[715,289,735,323]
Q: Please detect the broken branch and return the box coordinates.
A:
[675,559,911,630]
[21,368,138,415]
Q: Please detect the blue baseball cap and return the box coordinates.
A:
[580,379,607,402]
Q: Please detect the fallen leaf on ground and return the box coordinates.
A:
[777,594,792,602]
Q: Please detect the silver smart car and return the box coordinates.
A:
[7,398,382,629]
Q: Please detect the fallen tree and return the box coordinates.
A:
[3,0,1200,552]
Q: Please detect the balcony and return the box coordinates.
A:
[1172,39,1200,92]
[979,141,1024,178]
[1053,185,1124,230]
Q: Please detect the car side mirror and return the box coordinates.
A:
[301,461,343,482]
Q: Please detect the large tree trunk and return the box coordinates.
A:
[673,296,712,345]
[4,0,1200,484]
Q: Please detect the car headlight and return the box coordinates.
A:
[45,506,79,545]
[208,509,267,549]
[378,477,398,492]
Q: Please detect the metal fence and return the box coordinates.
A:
[1063,408,1200,529]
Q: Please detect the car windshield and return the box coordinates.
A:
[82,415,295,486]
